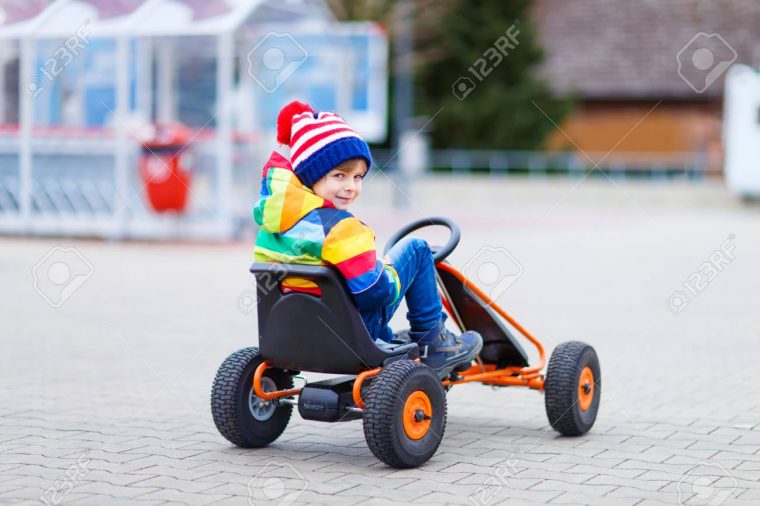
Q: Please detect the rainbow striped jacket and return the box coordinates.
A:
[253,151,401,310]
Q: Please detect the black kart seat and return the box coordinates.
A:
[250,262,419,374]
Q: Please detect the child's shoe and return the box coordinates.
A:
[408,321,483,379]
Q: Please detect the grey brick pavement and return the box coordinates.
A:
[2,177,759,505]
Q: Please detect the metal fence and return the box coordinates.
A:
[372,149,719,179]
[0,133,266,240]
[0,141,722,241]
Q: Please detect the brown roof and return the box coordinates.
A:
[532,0,760,99]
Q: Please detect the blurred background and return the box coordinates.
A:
[3,3,760,504]
[1,0,759,242]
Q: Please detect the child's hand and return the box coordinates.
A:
[381,255,391,265]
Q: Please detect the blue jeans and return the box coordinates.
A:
[359,237,446,343]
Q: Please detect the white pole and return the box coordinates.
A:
[68,45,86,126]
[0,41,6,124]
[19,37,35,229]
[137,37,153,122]
[239,58,255,133]
[216,32,234,238]
[157,38,173,122]
[336,40,352,116]
[113,35,130,239]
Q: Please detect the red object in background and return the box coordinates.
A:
[139,123,193,213]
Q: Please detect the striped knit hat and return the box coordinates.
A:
[276,100,372,188]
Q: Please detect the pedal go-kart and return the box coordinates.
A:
[211,217,601,468]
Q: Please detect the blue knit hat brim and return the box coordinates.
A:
[295,137,372,188]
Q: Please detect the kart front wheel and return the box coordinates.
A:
[211,347,293,447]
[544,341,601,436]
[363,360,447,468]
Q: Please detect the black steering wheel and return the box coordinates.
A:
[383,216,461,263]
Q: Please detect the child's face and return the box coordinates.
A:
[311,158,368,211]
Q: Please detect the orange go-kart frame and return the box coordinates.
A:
[252,261,545,410]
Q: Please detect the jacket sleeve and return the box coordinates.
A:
[321,216,401,310]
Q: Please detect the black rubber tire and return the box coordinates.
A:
[210,347,293,448]
[363,360,447,468]
[544,341,601,436]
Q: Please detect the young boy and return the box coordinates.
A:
[253,100,482,379]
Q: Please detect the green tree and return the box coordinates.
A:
[417,0,571,149]
[328,0,570,150]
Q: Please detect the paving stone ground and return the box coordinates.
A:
[2,176,759,505]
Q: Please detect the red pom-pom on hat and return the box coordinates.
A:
[276,100,314,146]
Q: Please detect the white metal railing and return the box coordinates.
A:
[0,133,266,240]
[372,148,719,178]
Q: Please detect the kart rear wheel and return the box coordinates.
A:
[544,341,601,436]
[363,360,446,468]
[211,347,293,447]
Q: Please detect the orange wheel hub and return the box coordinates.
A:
[402,390,432,440]
[578,366,595,411]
